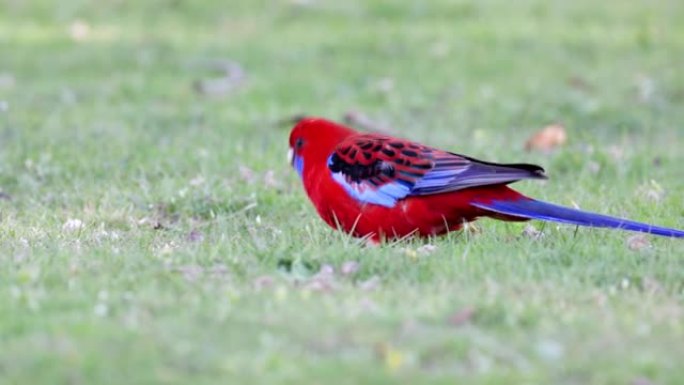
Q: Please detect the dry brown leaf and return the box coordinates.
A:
[448,306,476,327]
[626,234,651,251]
[525,124,567,152]
[567,75,593,92]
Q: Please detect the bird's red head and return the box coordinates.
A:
[288,117,357,177]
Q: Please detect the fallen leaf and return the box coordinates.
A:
[463,222,482,234]
[567,75,593,92]
[626,234,651,251]
[525,123,567,152]
[341,261,360,276]
[448,306,476,326]
[187,229,204,243]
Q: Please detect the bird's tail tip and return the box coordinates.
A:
[472,198,684,238]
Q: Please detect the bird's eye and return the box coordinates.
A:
[295,138,304,149]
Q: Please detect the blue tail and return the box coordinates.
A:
[472,199,684,238]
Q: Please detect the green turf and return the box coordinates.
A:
[1,0,683,383]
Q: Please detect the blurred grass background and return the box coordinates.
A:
[1,0,683,384]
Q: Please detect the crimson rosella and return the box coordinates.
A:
[288,117,684,241]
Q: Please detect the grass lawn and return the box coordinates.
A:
[1,0,683,383]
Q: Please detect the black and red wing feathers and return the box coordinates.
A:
[328,134,546,206]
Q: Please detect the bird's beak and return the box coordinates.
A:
[287,148,294,166]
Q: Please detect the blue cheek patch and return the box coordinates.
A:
[294,155,305,177]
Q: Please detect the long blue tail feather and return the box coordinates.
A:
[472,199,684,238]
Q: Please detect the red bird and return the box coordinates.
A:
[288,117,684,241]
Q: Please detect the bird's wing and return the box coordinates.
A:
[328,134,547,207]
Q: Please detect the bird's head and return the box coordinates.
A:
[288,117,357,177]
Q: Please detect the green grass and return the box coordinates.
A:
[1,0,683,383]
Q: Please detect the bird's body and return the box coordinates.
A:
[288,117,684,241]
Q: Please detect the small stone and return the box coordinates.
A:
[62,218,84,232]
[416,244,437,255]
[341,261,360,276]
